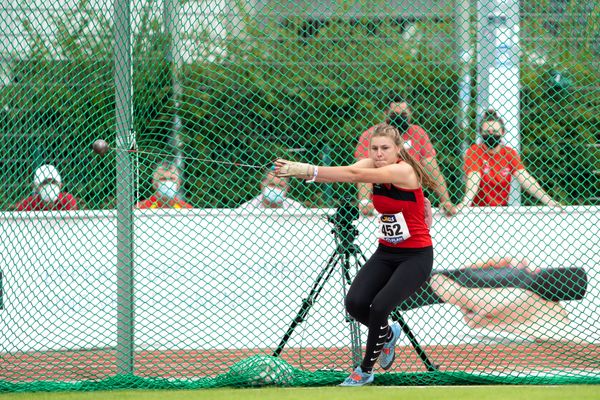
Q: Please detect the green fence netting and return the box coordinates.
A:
[0,0,599,392]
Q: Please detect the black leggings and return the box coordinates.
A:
[345,245,433,373]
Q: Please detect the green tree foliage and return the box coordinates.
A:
[1,2,598,209]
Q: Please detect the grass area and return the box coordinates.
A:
[2,386,600,400]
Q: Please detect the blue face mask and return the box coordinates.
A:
[157,180,179,199]
[262,186,285,205]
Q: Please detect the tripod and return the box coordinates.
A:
[390,311,438,371]
[272,222,366,368]
[272,206,438,372]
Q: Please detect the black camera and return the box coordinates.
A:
[328,197,360,246]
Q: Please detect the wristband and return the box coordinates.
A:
[306,166,318,183]
[359,199,371,206]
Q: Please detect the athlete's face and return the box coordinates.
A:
[370,136,399,168]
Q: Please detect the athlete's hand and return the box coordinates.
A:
[274,158,315,179]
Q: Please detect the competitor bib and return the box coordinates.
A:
[379,212,411,244]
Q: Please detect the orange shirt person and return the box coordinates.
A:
[463,141,525,206]
[458,110,560,209]
[137,162,192,209]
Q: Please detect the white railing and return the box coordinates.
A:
[0,206,598,352]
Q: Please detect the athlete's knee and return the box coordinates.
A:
[344,293,369,322]
[369,297,395,322]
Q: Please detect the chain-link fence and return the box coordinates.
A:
[0,0,599,391]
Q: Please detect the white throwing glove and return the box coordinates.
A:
[274,158,316,180]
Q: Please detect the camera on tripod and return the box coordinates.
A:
[273,195,365,364]
[327,197,360,246]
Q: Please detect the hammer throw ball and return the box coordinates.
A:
[92,139,109,156]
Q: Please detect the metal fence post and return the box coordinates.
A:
[114,0,135,376]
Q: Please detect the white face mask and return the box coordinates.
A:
[262,186,285,205]
[39,184,60,202]
[157,180,179,200]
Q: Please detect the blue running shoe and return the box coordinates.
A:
[378,322,401,370]
[339,366,374,387]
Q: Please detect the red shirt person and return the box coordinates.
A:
[137,162,193,209]
[463,144,524,206]
[15,164,78,211]
[355,97,456,216]
[458,110,560,209]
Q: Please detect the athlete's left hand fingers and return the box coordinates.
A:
[274,158,292,177]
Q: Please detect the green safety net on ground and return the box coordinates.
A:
[0,0,599,392]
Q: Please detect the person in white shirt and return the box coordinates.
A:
[238,169,306,210]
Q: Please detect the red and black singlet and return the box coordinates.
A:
[372,183,432,248]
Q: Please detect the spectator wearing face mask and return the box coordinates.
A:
[237,169,306,210]
[14,164,78,211]
[457,109,561,209]
[137,162,192,209]
[355,95,456,217]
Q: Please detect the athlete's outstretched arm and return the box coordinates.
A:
[274,158,419,188]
